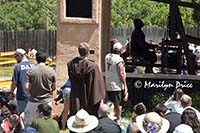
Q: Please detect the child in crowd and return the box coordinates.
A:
[54,79,71,130]
[126,102,147,133]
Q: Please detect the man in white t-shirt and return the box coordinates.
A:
[105,41,128,122]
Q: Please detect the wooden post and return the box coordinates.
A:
[45,16,49,30]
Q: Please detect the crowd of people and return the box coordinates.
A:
[0,41,124,132]
[0,48,58,132]
[125,88,200,133]
[0,18,200,133]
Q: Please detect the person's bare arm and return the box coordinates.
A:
[51,82,56,92]
[117,61,127,93]
[24,82,30,94]
[10,82,16,93]
[19,115,25,129]
[9,82,16,99]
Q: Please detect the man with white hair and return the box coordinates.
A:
[92,104,121,133]
[9,48,36,113]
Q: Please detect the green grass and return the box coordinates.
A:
[60,129,69,133]
[0,69,13,78]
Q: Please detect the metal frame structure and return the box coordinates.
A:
[152,0,200,74]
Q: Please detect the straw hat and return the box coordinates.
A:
[67,109,98,133]
[136,112,170,133]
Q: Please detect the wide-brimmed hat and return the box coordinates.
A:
[67,109,98,133]
[136,112,170,133]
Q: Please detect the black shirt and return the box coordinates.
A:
[91,116,121,133]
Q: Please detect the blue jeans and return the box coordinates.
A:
[17,100,28,113]
[62,87,71,100]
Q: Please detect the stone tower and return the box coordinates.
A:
[54,0,111,114]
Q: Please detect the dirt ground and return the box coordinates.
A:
[52,92,64,117]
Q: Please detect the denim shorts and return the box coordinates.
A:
[17,99,28,113]
[62,87,71,100]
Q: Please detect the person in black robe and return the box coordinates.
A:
[131,18,157,73]
[67,42,105,117]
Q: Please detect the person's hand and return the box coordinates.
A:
[123,92,128,102]
[8,93,14,100]
[122,85,128,102]
[123,85,128,93]
[10,114,19,121]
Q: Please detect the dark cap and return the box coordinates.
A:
[134,19,144,28]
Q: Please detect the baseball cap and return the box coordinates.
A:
[113,42,123,50]
[15,48,26,55]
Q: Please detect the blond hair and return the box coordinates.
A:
[180,94,192,107]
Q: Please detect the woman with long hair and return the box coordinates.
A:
[181,108,200,133]
[164,88,184,114]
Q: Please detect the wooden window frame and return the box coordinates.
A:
[59,0,99,24]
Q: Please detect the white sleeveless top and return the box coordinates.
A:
[105,53,124,91]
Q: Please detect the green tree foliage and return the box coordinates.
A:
[111,0,133,28]
[0,0,56,30]
[111,0,197,28]
[0,0,199,30]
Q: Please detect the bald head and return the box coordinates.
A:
[98,104,110,117]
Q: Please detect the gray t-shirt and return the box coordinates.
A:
[25,63,55,103]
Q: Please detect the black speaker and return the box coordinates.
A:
[167,50,178,69]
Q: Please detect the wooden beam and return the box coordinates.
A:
[151,0,200,10]
[186,35,200,45]
[0,51,15,57]
[126,73,200,80]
